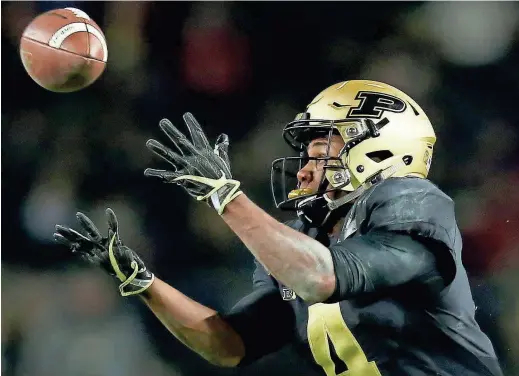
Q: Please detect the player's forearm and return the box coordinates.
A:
[222,194,335,303]
[141,278,245,367]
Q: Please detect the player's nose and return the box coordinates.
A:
[297,167,312,185]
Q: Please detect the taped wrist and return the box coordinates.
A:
[174,171,243,215]
[108,235,155,297]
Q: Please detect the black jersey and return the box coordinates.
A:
[224,178,503,376]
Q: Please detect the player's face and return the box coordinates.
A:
[296,135,345,196]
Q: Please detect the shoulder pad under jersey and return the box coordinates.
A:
[341,177,462,255]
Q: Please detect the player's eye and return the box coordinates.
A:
[303,157,327,170]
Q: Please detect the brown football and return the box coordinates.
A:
[19,7,108,93]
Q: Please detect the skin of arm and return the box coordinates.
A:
[218,136,346,303]
[140,278,245,367]
[222,194,337,304]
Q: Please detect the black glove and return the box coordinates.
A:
[144,112,242,215]
[54,208,154,297]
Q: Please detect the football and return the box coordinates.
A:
[19,7,108,93]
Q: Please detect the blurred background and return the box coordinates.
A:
[2,1,519,375]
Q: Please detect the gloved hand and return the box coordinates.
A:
[144,112,242,215]
[54,208,154,297]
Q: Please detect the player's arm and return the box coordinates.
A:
[140,278,245,367]
[53,209,245,366]
[54,210,289,367]
[143,261,293,367]
[144,114,336,304]
[222,194,336,303]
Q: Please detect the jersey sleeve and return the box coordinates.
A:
[325,231,448,303]
[222,260,295,366]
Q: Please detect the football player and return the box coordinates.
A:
[55,80,503,375]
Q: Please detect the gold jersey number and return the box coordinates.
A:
[308,303,381,376]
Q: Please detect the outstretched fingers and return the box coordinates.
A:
[143,168,180,182]
[146,139,186,170]
[159,118,201,156]
[76,212,102,242]
[183,112,211,150]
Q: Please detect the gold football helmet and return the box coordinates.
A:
[271,80,436,226]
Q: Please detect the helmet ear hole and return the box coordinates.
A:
[366,150,393,163]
